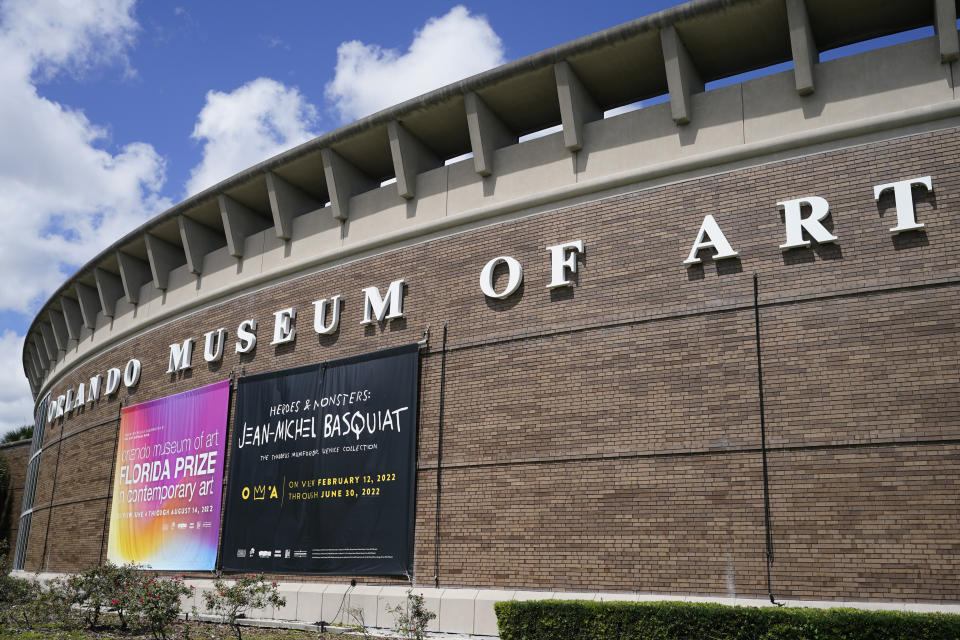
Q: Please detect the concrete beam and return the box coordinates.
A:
[28,351,41,383]
[94,267,124,318]
[39,323,58,362]
[387,121,442,199]
[219,195,270,258]
[266,172,322,239]
[24,354,38,390]
[33,344,45,380]
[116,252,151,304]
[22,346,35,379]
[145,233,186,291]
[321,148,377,222]
[22,358,35,392]
[465,92,515,177]
[660,25,703,125]
[935,0,960,63]
[47,309,68,353]
[29,340,45,380]
[29,342,44,379]
[35,339,50,375]
[27,344,42,382]
[554,61,602,151]
[32,335,49,371]
[59,296,84,341]
[179,215,225,275]
[786,0,818,95]
[75,283,101,329]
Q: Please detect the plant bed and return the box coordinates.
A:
[0,616,393,640]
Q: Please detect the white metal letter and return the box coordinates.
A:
[104,368,121,396]
[361,280,405,325]
[87,375,102,404]
[313,295,343,335]
[65,389,75,413]
[203,328,227,362]
[778,196,837,250]
[683,215,740,264]
[167,339,195,373]
[123,359,141,388]
[480,256,523,299]
[236,319,258,354]
[271,308,297,344]
[873,176,931,234]
[546,240,585,289]
[55,395,65,418]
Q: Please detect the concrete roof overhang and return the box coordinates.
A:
[20,0,955,394]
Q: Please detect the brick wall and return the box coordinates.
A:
[21,126,960,603]
[0,439,30,554]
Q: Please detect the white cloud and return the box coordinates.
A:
[0,0,139,80]
[185,78,318,196]
[0,0,169,313]
[325,5,505,123]
[0,0,171,435]
[0,331,33,438]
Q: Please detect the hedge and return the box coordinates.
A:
[494,599,960,640]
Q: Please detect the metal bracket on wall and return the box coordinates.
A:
[418,325,431,350]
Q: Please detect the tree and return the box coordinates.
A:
[1,425,32,444]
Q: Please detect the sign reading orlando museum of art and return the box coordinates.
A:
[220,343,419,575]
[107,380,230,570]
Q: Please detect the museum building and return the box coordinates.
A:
[6,0,960,634]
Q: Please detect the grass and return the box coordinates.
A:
[0,619,393,640]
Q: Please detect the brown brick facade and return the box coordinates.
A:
[20,126,960,603]
[0,440,29,553]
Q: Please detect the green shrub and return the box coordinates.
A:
[0,573,41,627]
[494,599,960,640]
[103,562,145,630]
[129,572,191,640]
[62,562,123,628]
[202,573,286,640]
[385,589,437,640]
[0,561,189,635]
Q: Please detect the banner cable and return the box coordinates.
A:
[754,272,781,607]
[434,321,448,588]
[98,398,124,565]
[215,375,239,573]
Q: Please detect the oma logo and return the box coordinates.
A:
[241,485,279,500]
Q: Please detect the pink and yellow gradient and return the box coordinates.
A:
[106,380,229,570]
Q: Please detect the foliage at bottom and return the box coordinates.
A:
[494,599,960,640]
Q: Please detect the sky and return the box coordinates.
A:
[0,0,936,438]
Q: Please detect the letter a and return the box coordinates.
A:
[683,215,739,264]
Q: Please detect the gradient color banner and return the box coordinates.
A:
[107,380,230,570]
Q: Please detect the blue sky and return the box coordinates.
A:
[39,2,678,197]
[0,0,937,437]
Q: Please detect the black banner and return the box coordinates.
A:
[220,343,420,575]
